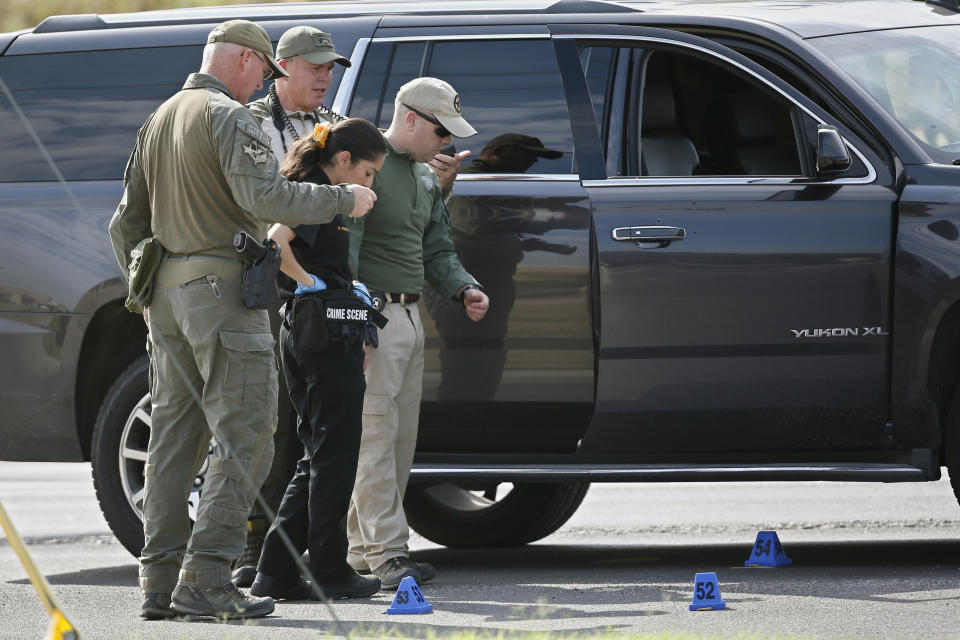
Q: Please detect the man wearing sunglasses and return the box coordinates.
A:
[346,77,490,590]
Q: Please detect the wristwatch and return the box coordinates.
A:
[458,284,479,302]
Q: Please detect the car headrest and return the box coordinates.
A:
[642,84,678,131]
[730,94,781,141]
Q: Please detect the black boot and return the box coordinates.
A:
[249,572,313,600]
[231,517,268,588]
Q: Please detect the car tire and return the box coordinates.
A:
[91,355,149,557]
[404,481,590,547]
[945,382,960,507]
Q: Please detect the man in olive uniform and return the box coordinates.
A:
[346,77,490,589]
[109,20,375,620]
[247,25,350,160]
[233,25,352,589]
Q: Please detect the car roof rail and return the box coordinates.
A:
[544,0,639,12]
[33,14,108,34]
[922,0,960,11]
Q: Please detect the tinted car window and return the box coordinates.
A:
[351,39,575,175]
[427,40,574,175]
[811,25,960,164]
[0,46,201,182]
[592,46,804,177]
[350,41,427,126]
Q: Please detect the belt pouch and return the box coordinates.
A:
[322,289,374,343]
[291,295,329,352]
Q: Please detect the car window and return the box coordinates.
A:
[350,41,427,127]
[350,38,575,175]
[582,44,806,178]
[810,25,960,164]
[0,46,202,183]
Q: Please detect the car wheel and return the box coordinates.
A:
[945,383,960,507]
[404,481,590,547]
[91,355,209,557]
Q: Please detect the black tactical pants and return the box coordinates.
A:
[257,318,365,582]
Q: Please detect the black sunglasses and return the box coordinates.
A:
[403,103,452,138]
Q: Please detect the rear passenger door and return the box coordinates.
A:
[341,31,595,455]
[551,26,899,457]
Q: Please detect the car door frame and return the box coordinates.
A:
[550,24,901,460]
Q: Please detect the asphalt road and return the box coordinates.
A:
[2,462,960,639]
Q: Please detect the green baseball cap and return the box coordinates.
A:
[276,26,351,67]
[207,20,287,80]
[483,133,563,159]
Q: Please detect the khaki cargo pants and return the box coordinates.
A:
[139,254,278,593]
[346,301,424,571]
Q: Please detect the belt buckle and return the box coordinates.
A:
[399,293,411,305]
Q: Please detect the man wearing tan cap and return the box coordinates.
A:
[345,77,490,589]
[248,25,351,161]
[233,24,353,590]
[109,18,375,621]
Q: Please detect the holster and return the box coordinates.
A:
[240,241,282,309]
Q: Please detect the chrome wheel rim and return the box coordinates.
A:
[118,393,207,522]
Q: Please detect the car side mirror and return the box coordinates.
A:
[816,124,852,174]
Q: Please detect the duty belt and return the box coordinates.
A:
[368,290,420,310]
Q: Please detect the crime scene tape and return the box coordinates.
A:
[0,499,80,639]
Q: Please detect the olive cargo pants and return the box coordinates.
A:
[139,255,278,593]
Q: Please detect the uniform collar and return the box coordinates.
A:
[384,136,414,163]
[183,73,236,101]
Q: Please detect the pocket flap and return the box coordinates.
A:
[363,393,391,416]
[219,330,274,352]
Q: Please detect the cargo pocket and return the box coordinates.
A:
[210,503,248,527]
[362,393,391,417]
[219,330,275,409]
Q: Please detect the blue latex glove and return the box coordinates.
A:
[352,280,372,306]
[295,274,327,295]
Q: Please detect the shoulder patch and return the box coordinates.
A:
[235,121,270,168]
[231,119,275,177]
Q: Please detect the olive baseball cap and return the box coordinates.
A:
[484,133,563,159]
[276,26,351,67]
[396,77,477,138]
[207,20,287,80]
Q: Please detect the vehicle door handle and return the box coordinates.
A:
[612,226,686,243]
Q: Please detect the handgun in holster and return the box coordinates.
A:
[234,232,282,309]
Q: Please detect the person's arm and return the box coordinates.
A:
[347,176,377,279]
[108,138,153,280]
[428,150,472,200]
[267,224,312,286]
[422,175,482,303]
[213,101,375,225]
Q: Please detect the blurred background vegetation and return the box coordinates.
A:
[1,0,290,33]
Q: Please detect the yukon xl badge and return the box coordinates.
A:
[790,327,889,338]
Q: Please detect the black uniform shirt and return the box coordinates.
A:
[277,167,353,300]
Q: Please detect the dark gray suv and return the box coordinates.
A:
[3,0,960,556]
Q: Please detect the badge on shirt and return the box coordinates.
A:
[242,140,269,166]
[421,175,434,192]
[232,120,274,177]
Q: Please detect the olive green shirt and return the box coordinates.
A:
[347,137,477,300]
[247,91,342,161]
[109,73,355,279]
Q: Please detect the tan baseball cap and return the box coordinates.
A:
[207,20,287,80]
[276,26,351,67]
[397,77,476,138]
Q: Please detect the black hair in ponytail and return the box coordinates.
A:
[281,117,386,182]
